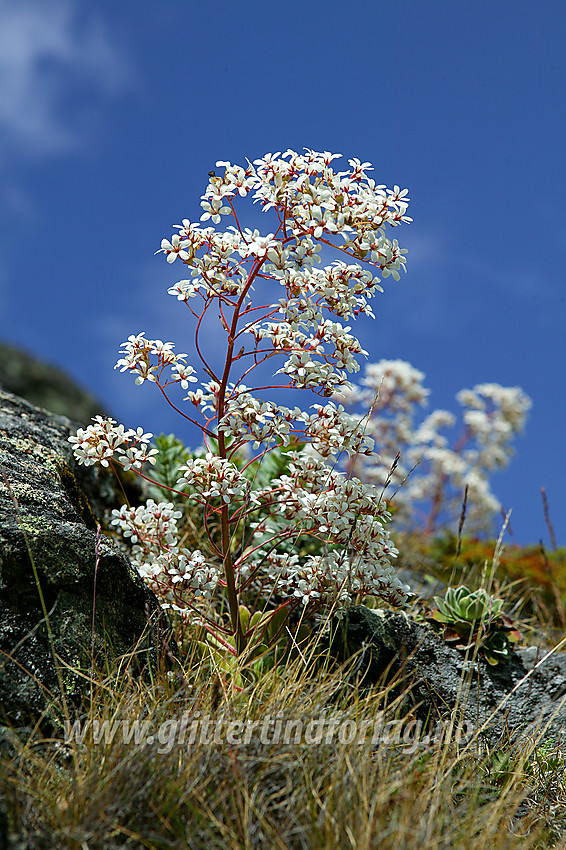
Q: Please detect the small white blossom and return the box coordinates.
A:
[170,362,198,389]
[200,197,232,223]
[157,234,191,263]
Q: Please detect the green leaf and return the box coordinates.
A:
[148,433,192,500]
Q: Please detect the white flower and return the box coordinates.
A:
[171,362,198,389]
[200,198,232,223]
[157,234,191,263]
[237,228,278,259]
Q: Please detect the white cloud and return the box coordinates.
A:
[0,0,133,159]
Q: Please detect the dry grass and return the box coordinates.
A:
[2,538,566,850]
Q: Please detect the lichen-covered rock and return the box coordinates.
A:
[0,389,170,730]
[329,605,566,746]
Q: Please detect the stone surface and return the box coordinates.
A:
[329,605,566,746]
[0,388,170,730]
[0,803,6,850]
[0,341,107,425]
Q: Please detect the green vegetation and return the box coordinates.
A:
[425,585,522,665]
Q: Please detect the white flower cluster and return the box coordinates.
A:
[333,359,431,492]
[335,360,532,534]
[456,383,529,466]
[185,150,411,239]
[111,500,219,606]
[275,351,350,392]
[275,263,382,322]
[272,551,407,607]
[114,332,198,388]
[249,453,409,606]
[218,386,301,448]
[68,416,157,471]
[153,150,410,402]
[70,149,414,621]
[111,499,181,550]
[245,315,367,382]
[247,150,411,254]
[176,452,250,504]
[298,402,375,458]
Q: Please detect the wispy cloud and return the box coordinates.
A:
[0,0,133,160]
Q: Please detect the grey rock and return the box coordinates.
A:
[0,341,107,425]
[329,605,566,747]
[0,388,172,731]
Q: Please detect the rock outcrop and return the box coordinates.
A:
[330,606,566,747]
[0,341,107,424]
[0,389,170,730]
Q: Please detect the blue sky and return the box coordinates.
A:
[1,0,564,547]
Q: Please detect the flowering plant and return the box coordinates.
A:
[334,360,531,535]
[69,149,412,655]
